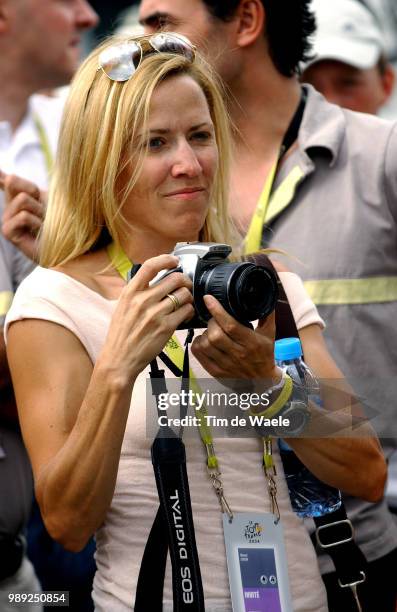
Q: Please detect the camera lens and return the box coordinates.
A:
[234,266,276,319]
[197,262,278,323]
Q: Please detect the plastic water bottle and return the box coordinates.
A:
[275,337,342,518]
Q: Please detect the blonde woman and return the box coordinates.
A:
[5,35,385,611]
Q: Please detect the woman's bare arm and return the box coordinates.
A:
[7,255,195,551]
[7,318,135,551]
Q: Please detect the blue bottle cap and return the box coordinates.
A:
[275,337,302,361]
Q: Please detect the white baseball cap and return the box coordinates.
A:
[304,0,385,70]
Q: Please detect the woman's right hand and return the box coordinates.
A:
[100,254,195,384]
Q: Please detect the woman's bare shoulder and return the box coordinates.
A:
[53,249,125,301]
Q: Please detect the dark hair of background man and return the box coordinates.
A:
[202,0,316,76]
[90,0,139,39]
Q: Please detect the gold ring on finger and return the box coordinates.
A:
[166,292,181,312]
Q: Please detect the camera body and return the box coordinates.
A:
[149,242,278,329]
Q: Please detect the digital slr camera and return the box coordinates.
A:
[147,242,278,329]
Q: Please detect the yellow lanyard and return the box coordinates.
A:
[244,160,278,255]
[33,113,54,175]
[244,160,305,255]
[243,158,305,520]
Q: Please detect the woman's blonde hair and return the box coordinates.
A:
[40,35,240,267]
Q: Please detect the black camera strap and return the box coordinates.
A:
[149,434,205,612]
[134,504,168,610]
[135,333,205,612]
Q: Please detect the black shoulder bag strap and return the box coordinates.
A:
[246,252,368,599]
[135,334,205,612]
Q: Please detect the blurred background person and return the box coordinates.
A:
[0,1,98,610]
[301,0,395,115]
[361,0,397,118]
[0,1,99,252]
[0,0,98,184]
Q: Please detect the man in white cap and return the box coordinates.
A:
[364,0,397,118]
[302,0,395,114]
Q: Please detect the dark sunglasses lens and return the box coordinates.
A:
[150,33,195,61]
[98,42,142,81]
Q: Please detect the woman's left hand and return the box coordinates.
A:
[191,294,278,381]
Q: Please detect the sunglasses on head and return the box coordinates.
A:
[97,33,196,82]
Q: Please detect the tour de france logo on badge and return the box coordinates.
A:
[244,521,263,543]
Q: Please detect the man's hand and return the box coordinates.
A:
[0,170,46,261]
